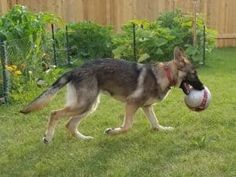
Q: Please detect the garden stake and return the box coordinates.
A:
[66,25,71,65]
[132,23,137,60]
[51,24,57,66]
[203,24,206,65]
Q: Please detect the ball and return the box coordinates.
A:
[184,86,211,111]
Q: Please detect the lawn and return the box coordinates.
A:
[0,48,235,177]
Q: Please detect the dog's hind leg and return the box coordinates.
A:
[142,105,174,131]
[43,107,79,144]
[105,104,139,135]
[66,114,93,140]
[43,75,99,143]
[65,95,100,140]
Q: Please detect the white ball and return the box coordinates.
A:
[184,86,211,111]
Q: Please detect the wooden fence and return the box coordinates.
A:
[0,0,236,47]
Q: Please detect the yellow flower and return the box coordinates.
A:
[5,65,14,72]
[15,70,22,75]
[12,65,17,70]
[5,64,22,75]
[5,64,18,72]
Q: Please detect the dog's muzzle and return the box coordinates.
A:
[180,81,191,95]
[180,80,204,95]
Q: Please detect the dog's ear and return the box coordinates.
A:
[174,47,185,61]
[173,47,188,69]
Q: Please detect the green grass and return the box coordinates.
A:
[0,48,236,177]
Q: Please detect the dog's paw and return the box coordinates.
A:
[42,133,54,144]
[69,130,94,140]
[84,136,94,140]
[76,134,94,140]
[42,136,50,144]
[104,127,124,135]
[153,125,174,131]
[104,128,114,134]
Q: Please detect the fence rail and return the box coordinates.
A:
[0,0,236,47]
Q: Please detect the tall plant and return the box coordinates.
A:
[112,10,216,63]
[158,10,216,62]
[0,5,61,100]
[0,5,61,65]
[55,21,113,60]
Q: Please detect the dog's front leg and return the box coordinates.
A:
[105,103,139,135]
[142,105,174,131]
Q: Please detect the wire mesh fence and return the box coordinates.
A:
[0,23,99,104]
[0,32,75,104]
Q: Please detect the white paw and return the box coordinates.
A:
[104,128,114,134]
[75,132,94,140]
[42,136,52,144]
[104,127,122,135]
[81,135,94,140]
[154,125,174,131]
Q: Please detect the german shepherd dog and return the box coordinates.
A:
[21,47,204,143]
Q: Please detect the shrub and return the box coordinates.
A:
[0,5,60,60]
[112,10,216,63]
[158,10,216,62]
[112,19,178,62]
[0,5,61,101]
[55,21,113,60]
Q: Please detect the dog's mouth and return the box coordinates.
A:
[180,80,204,95]
[180,81,192,95]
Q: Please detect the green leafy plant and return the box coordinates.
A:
[112,19,178,62]
[0,5,61,60]
[159,10,216,63]
[55,21,113,60]
[0,5,61,73]
[112,10,216,63]
[0,5,61,101]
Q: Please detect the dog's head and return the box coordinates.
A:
[173,47,204,95]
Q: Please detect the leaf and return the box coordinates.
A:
[155,48,164,56]
[155,38,168,47]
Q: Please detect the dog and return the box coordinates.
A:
[20,47,204,143]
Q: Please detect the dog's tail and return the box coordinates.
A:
[20,71,72,114]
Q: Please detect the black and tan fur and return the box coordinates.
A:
[21,47,204,143]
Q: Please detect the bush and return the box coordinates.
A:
[112,10,216,63]
[55,21,113,60]
[113,19,177,62]
[0,5,61,60]
[0,5,61,101]
[158,10,216,62]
